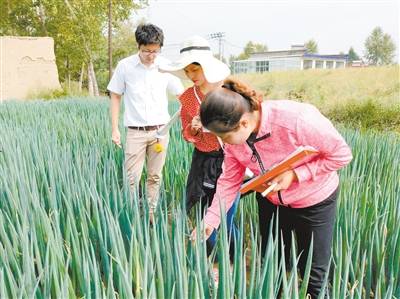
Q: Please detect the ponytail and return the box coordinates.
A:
[200,78,263,134]
[221,78,262,111]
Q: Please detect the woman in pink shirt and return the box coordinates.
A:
[160,36,240,262]
[193,78,352,298]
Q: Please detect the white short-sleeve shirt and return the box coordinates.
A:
[107,54,184,127]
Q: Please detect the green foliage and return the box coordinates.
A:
[26,88,68,100]
[348,47,360,62]
[327,99,400,133]
[365,26,396,65]
[305,39,318,53]
[0,99,399,297]
[0,0,48,35]
[94,20,139,92]
[110,20,138,63]
[26,82,91,100]
[232,41,268,61]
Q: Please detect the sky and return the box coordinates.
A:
[134,0,399,62]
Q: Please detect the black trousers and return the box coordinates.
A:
[185,148,224,212]
[257,188,338,299]
[185,148,239,259]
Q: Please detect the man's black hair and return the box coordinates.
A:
[135,23,164,47]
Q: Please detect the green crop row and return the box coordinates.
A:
[0,99,398,298]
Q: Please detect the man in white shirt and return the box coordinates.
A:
[107,23,184,218]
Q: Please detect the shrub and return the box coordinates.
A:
[327,99,400,133]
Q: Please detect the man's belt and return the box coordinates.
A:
[128,125,164,131]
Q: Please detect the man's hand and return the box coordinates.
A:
[190,222,214,243]
[112,129,122,148]
[269,169,298,192]
[110,92,122,147]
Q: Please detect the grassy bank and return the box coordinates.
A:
[237,65,400,133]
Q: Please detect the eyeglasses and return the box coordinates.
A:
[140,48,161,55]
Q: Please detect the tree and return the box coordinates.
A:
[1,0,145,95]
[111,21,138,63]
[347,48,357,61]
[231,41,268,61]
[62,0,144,96]
[305,39,318,53]
[95,20,138,92]
[348,47,360,62]
[364,27,396,65]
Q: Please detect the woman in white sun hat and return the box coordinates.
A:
[160,35,239,255]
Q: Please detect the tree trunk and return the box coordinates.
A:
[64,0,98,96]
[79,62,85,92]
[66,58,71,91]
[37,1,48,36]
[89,59,99,96]
[87,61,93,96]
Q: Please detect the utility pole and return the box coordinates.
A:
[209,32,225,61]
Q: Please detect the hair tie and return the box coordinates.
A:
[222,83,235,92]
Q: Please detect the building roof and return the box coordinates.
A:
[232,51,348,63]
[250,49,307,58]
[303,53,348,60]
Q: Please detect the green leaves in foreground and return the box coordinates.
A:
[0,99,399,298]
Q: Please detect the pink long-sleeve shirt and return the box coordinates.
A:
[204,100,353,229]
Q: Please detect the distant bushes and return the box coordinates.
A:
[27,88,69,100]
[27,81,90,100]
[326,99,400,133]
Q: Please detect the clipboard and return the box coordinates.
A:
[239,146,319,195]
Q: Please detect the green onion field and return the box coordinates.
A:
[0,89,399,298]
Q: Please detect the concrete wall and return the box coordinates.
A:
[1,36,61,101]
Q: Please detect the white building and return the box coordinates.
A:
[232,45,348,74]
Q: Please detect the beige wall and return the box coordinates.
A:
[0,36,61,101]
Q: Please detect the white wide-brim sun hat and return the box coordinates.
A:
[160,35,230,83]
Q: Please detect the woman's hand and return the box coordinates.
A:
[190,222,214,243]
[269,169,298,192]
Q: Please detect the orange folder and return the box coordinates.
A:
[239,146,319,195]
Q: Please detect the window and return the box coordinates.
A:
[233,61,249,74]
[256,60,269,73]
